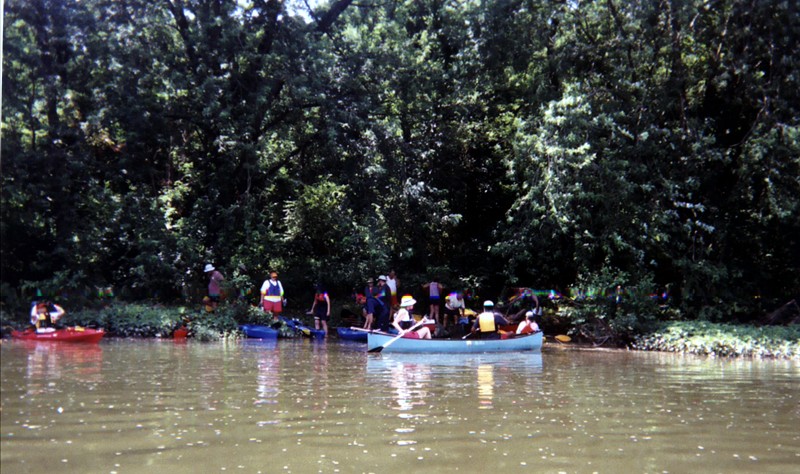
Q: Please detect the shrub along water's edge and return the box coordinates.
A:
[631,321,800,359]
[2,303,797,359]
[0,301,317,342]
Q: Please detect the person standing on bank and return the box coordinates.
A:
[422,278,444,325]
[204,264,225,310]
[363,278,377,329]
[471,300,509,339]
[260,271,285,319]
[443,291,465,328]
[375,275,391,331]
[386,270,400,308]
[310,283,330,336]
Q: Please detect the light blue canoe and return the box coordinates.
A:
[239,324,279,339]
[366,331,543,353]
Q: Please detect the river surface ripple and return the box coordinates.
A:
[1,338,798,473]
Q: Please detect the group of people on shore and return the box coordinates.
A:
[202,263,542,340]
[205,264,332,335]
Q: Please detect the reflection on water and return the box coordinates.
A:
[23,342,104,396]
[243,340,280,405]
[1,340,797,473]
[477,364,494,409]
[366,353,544,414]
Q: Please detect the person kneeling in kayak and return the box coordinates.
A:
[471,300,509,339]
[392,295,431,339]
[30,301,66,332]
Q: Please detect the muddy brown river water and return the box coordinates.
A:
[1,338,797,473]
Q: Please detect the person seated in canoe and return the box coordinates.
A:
[392,295,432,339]
[516,311,540,335]
[470,300,509,340]
[30,301,65,331]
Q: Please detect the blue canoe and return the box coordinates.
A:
[280,317,325,339]
[336,327,368,342]
[366,331,543,353]
[239,324,279,339]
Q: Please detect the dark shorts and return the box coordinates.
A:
[366,300,380,315]
[314,307,329,321]
[208,294,220,303]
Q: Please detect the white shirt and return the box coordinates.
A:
[446,293,464,310]
[386,277,398,294]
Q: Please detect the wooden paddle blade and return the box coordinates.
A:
[555,334,571,343]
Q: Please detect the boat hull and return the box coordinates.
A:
[367,331,543,353]
[280,317,325,339]
[11,327,105,343]
[239,324,279,339]
[336,327,368,342]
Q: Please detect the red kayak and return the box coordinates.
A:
[11,327,106,343]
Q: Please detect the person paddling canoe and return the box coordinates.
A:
[516,310,540,335]
[470,300,509,340]
[392,295,432,339]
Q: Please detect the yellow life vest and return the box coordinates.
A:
[478,312,496,333]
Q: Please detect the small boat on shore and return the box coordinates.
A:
[239,324,279,339]
[336,327,369,342]
[280,317,325,339]
[366,331,543,354]
[11,327,106,343]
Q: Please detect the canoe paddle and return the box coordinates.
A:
[349,327,377,333]
[368,319,425,353]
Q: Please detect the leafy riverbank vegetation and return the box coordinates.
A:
[632,321,800,359]
[0,301,314,342]
[2,1,798,345]
[3,301,797,360]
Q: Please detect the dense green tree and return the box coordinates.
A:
[2,0,797,333]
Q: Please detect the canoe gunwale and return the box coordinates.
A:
[366,331,543,353]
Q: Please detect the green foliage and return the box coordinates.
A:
[632,321,800,359]
[65,303,187,338]
[188,308,240,342]
[557,267,663,345]
[2,0,798,334]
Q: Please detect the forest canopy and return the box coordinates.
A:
[2,0,799,326]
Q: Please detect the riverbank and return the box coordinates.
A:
[631,321,799,359]
[2,303,797,359]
